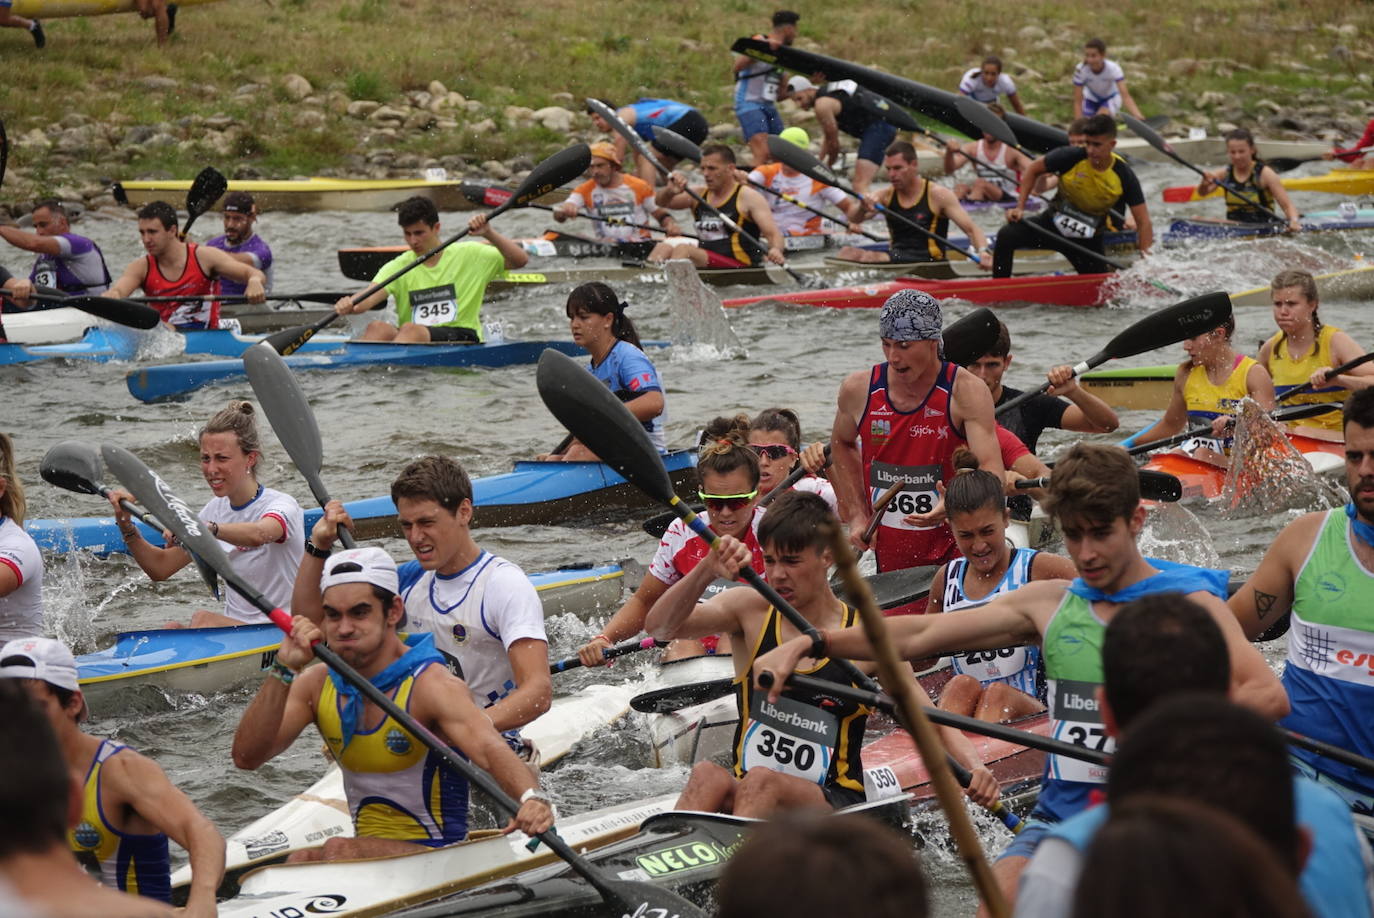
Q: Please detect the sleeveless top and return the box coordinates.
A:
[972,139,1019,194]
[69,740,172,901]
[943,547,1043,697]
[692,184,765,265]
[1223,162,1276,223]
[734,36,782,107]
[732,604,869,795]
[884,181,949,262]
[1265,325,1344,432]
[1183,354,1257,425]
[858,361,966,573]
[317,660,471,845]
[819,80,884,136]
[1283,508,1374,797]
[144,242,217,329]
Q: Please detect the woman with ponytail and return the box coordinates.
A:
[747,408,836,513]
[548,282,667,461]
[107,401,304,628]
[576,416,763,666]
[0,432,44,640]
[930,448,1076,724]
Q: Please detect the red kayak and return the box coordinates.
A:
[722,272,1113,310]
[1144,433,1344,500]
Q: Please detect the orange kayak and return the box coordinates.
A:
[1144,433,1343,500]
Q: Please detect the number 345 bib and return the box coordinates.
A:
[410,284,458,326]
[740,693,838,786]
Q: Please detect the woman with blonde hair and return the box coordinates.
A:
[0,433,43,641]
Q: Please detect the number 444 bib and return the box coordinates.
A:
[410,284,458,327]
[740,693,838,786]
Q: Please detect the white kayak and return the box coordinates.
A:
[646,654,738,768]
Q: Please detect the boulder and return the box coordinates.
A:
[708,122,738,139]
[282,73,313,101]
[293,110,327,129]
[468,118,496,135]
[369,105,408,124]
[503,105,535,125]
[428,80,448,97]
[347,100,382,118]
[140,75,180,91]
[482,160,512,180]
[403,111,437,131]
[533,106,575,133]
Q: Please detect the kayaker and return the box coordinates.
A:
[732,9,799,166]
[836,140,991,265]
[1325,116,1374,169]
[575,418,763,668]
[0,200,112,296]
[753,442,1288,913]
[748,406,836,512]
[0,264,36,342]
[0,637,224,914]
[1260,268,1374,438]
[942,104,1035,203]
[108,400,305,629]
[746,127,861,237]
[1130,313,1276,460]
[332,196,528,343]
[649,144,786,268]
[0,432,43,642]
[294,457,551,765]
[830,289,1003,575]
[784,76,898,195]
[585,98,709,188]
[0,2,42,48]
[205,191,274,298]
[996,114,1152,277]
[1070,38,1143,120]
[232,547,555,861]
[1195,129,1302,231]
[552,142,682,243]
[650,490,999,816]
[1012,598,1374,918]
[0,680,175,918]
[958,55,1027,116]
[104,201,267,330]
[1228,387,1374,829]
[544,282,666,460]
[930,451,1077,724]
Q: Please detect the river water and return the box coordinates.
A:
[5,158,1372,915]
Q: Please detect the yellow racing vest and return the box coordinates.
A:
[1058,151,1129,217]
[1184,354,1257,425]
[1265,326,1345,432]
[68,740,172,901]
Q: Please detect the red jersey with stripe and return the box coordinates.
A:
[649,507,766,586]
[144,242,217,328]
[859,361,966,573]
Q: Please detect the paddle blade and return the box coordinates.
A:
[461,180,512,208]
[243,344,323,476]
[955,96,1019,149]
[37,287,161,330]
[535,349,676,504]
[1121,112,1169,155]
[943,307,1000,367]
[767,134,855,194]
[39,441,104,496]
[265,312,337,356]
[630,677,734,713]
[498,144,589,214]
[650,126,702,163]
[1137,469,1183,502]
[863,88,921,132]
[186,167,228,217]
[1095,291,1232,364]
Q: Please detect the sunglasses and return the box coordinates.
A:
[698,490,759,512]
[749,443,797,461]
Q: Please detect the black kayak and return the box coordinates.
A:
[730,37,1069,153]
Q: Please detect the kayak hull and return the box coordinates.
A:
[114,177,567,214]
[1163,170,1374,202]
[1164,208,1374,245]
[723,272,1114,310]
[1080,364,1176,411]
[1144,434,1344,500]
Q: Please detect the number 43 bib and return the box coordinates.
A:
[410,284,458,326]
[740,693,838,785]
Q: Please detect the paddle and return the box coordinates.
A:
[1123,402,1339,457]
[25,287,162,330]
[1269,146,1373,173]
[534,347,1024,838]
[462,181,698,240]
[1121,113,1283,225]
[264,144,591,356]
[100,442,705,918]
[631,677,734,713]
[764,133,989,267]
[862,481,906,542]
[132,292,350,306]
[1015,469,1183,502]
[38,440,220,599]
[178,167,229,241]
[1279,351,1374,401]
[743,175,885,243]
[645,124,810,286]
[996,291,1233,417]
[549,636,665,674]
[242,343,355,549]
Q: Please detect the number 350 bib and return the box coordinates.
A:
[740,693,838,786]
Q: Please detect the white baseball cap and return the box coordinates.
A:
[0,637,79,692]
[319,546,400,596]
[787,75,817,93]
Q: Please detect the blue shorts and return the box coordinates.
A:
[996,818,1054,861]
[857,120,899,164]
[736,102,782,140]
[1080,94,1121,117]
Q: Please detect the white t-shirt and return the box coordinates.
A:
[789,476,839,515]
[747,166,848,236]
[399,552,547,711]
[959,68,1018,103]
[200,486,304,623]
[0,516,43,641]
[1072,59,1126,102]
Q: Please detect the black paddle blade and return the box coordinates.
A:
[535,349,676,504]
[650,126,702,163]
[630,677,734,713]
[862,88,922,132]
[184,167,228,220]
[1094,291,1232,364]
[1121,112,1170,155]
[955,96,1020,149]
[767,134,854,194]
[461,180,511,208]
[63,294,162,330]
[1137,469,1183,502]
[40,441,104,496]
[943,307,1000,367]
[500,144,589,213]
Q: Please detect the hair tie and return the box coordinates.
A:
[615,300,629,315]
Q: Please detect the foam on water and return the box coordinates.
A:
[1139,501,1223,568]
[1221,399,1346,516]
[662,259,746,359]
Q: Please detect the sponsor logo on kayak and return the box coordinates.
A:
[244,893,349,916]
[634,835,745,877]
[241,829,291,860]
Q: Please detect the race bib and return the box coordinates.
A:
[1180,436,1226,455]
[520,239,558,257]
[953,646,1034,684]
[1051,202,1103,240]
[863,765,904,801]
[740,693,838,785]
[34,267,56,288]
[1047,679,1113,784]
[410,285,458,327]
[869,462,940,532]
[762,70,781,101]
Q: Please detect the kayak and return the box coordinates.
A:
[0,325,354,367]
[1230,264,1374,307]
[11,0,220,16]
[124,337,594,402]
[1080,364,1176,411]
[29,450,698,554]
[113,176,567,214]
[1145,433,1344,500]
[2,304,363,346]
[1163,208,1374,245]
[646,654,738,769]
[75,564,625,710]
[1162,170,1374,203]
[722,272,1116,310]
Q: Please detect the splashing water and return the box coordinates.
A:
[1221,399,1346,516]
[662,259,746,361]
[44,550,146,653]
[1139,501,1223,568]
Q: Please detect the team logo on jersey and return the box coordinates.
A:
[1056,621,1092,656]
[385,728,413,756]
[451,623,470,646]
[869,419,891,441]
[1317,571,1347,601]
[72,821,101,849]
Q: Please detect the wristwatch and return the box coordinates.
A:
[304,540,331,559]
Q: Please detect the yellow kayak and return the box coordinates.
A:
[113,176,567,214]
[12,0,222,16]
[1163,170,1374,202]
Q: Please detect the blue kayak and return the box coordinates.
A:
[31,449,697,555]
[0,326,352,367]
[1163,207,1374,245]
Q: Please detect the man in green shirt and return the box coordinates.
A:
[333,196,528,343]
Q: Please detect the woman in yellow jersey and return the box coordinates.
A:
[1258,269,1374,440]
[1133,314,1275,463]
[1196,129,1302,231]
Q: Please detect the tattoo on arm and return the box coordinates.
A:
[1254,590,1277,621]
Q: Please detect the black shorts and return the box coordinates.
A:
[652,109,709,151]
[888,246,941,264]
[427,325,479,343]
[822,783,867,810]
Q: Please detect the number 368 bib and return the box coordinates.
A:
[870,462,941,532]
[740,693,838,786]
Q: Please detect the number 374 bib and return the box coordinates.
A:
[740,693,838,786]
[869,461,941,532]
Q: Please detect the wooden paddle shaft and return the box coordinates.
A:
[862,480,906,542]
[828,526,1008,918]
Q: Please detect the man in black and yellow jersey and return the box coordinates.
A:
[994,114,1152,277]
[648,143,786,269]
[644,491,999,817]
